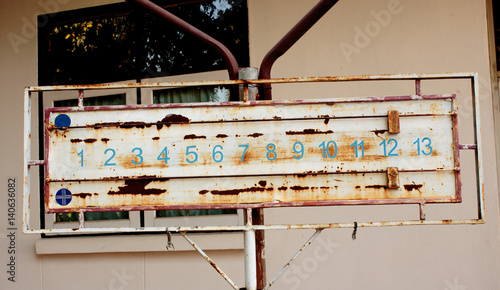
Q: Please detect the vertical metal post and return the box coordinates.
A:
[239,68,259,101]
[78,90,84,108]
[23,89,31,232]
[244,208,257,290]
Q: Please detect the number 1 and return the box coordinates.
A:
[77,150,83,167]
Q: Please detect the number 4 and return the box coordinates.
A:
[157,147,170,164]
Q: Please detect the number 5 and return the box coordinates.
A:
[186,146,198,163]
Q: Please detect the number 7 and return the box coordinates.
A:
[239,144,249,162]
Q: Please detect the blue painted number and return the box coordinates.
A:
[266,143,277,161]
[239,144,249,162]
[186,146,198,163]
[379,139,399,157]
[131,148,143,165]
[350,140,364,158]
[319,141,338,158]
[77,150,84,167]
[157,147,170,164]
[213,145,223,163]
[413,138,433,156]
[104,149,116,166]
[293,142,304,160]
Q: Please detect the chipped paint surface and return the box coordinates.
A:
[44,95,459,212]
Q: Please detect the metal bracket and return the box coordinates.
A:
[388,110,400,134]
[387,167,400,189]
[166,230,175,251]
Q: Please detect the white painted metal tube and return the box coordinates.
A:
[244,228,257,290]
[23,88,31,233]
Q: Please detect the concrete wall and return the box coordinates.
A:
[1,0,500,289]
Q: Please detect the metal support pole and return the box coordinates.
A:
[239,67,259,101]
[244,209,258,290]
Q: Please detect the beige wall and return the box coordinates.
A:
[1,0,500,289]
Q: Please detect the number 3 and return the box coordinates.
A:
[132,148,143,165]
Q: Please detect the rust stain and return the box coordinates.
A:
[119,122,148,129]
[372,129,387,136]
[355,186,361,189]
[108,180,166,195]
[84,138,97,143]
[278,186,288,191]
[324,118,330,125]
[286,129,333,135]
[184,134,207,140]
[161,114,190,124]
[216,134,228,138]
[365,185,388,189]
[71,139,82,143]
[404,184,423,191]
[152,137,160,140]
[248,133,264,138]
[211,187,273,195]
[258,181,267,187]
[73,193,93,198]
[101,138,110,143]
[290,185,309,190]
[199,190,209,195]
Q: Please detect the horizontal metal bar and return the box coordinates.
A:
[459,144,477,150]
[28,160,45,166]
[23,218,485,235]
[46,168,459,183]
[26,73,477,92]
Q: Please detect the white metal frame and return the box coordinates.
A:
[23,72,485,290]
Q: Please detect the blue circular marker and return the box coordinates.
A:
[55,188,72,206]
[54,114,71,130]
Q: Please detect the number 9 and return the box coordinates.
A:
[293,142,304,160]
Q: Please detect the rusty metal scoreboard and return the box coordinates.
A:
[23,73,485,235]
[44,94,459,213]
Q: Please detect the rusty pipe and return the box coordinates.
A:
[258,0,339,100]
[127,0,239,80]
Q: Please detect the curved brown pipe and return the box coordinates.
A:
[128,0,240,80]
[259,0,339,99]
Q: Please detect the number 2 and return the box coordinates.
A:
[104,149,116,166]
